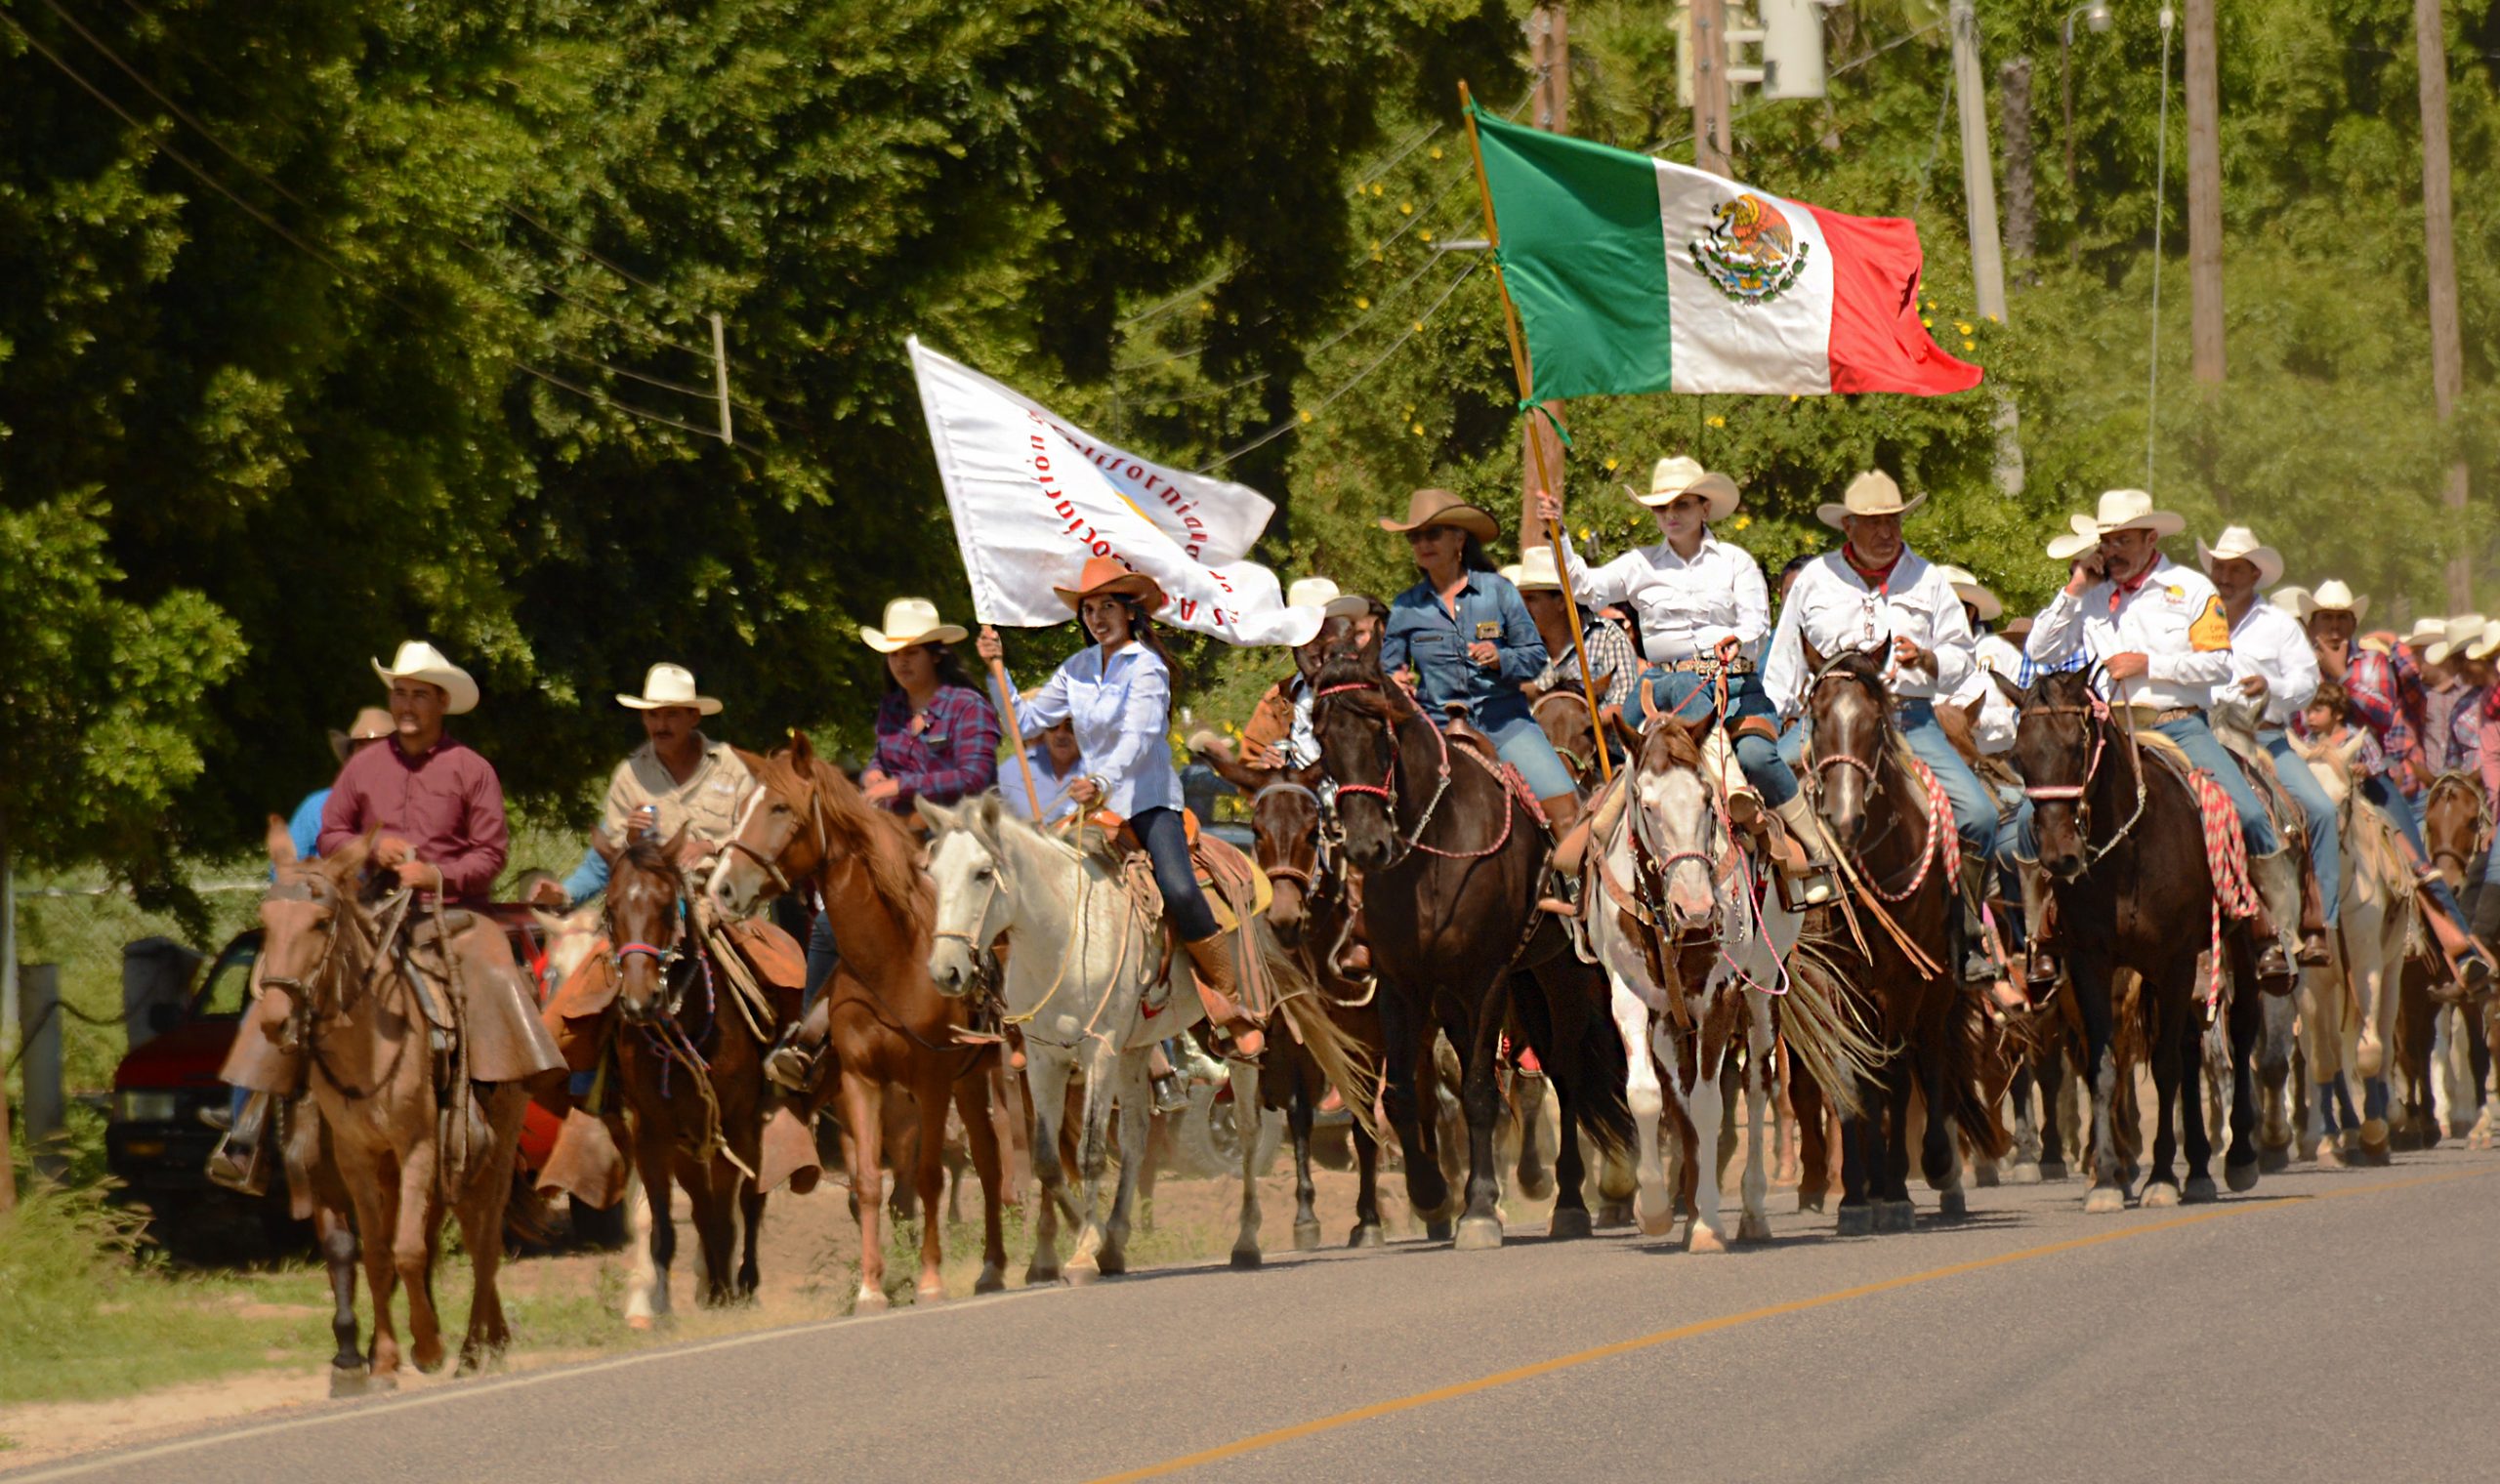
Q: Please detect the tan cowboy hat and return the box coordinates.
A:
[1286,575,1371,621]
[2305,579,2370,623]
[2269,585,2312,617]
[860,597,969,652]
[2045,488,2187,560]
[616,662,723,716]
[1378,487,1499,543]
[2401,615,2448,651]
[2428,613,2489,666]
[2195,524,2285,590]
[1815,470,1925,531]
[373,639,479,715]
[1933,563,2003,623]
[1626,455,1739,521]
[328,706,395,763]
[1052,554,1168,611]
[1509,546,1565,594]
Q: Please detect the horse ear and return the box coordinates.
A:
[1801,637,1826,675]
[592,824,623,866]
[661,822,689,859]
[328,825,378,878]
[2336,730,2368,766]
[786,730,817,770]
[963,793,1007,851]
[915,797,960,836]
[1988,669,2026,706]
[1959,691,1986,728]
[267,813,298,869]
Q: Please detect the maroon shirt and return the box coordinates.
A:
[318,733,510,903]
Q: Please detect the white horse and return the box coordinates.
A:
[2292,733,2416,1164]
[918,795,1369,1283]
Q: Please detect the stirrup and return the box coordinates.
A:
[763,1035,817,1092]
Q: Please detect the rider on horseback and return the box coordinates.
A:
[2023,491,2297,985]
[1202,576,1369,775]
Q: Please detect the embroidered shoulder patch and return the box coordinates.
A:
[2188,595,2231,651]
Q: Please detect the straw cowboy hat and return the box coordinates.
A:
[2465,619,2500,664]
[616,662,723,716]
[1053,554,1168,612]
[2195,524,2285,590]
[1933,563,2003,623]
[373,640,479,715]
[2303,579,2370,623]
[859,597,969,652]
[2269,585,2312,617]
[1625,456,1739,521]
[2400,615,2449,651]
[327,706,395,763]
[1815,470,1925,531]
[1508,546,1565,595]
[1378,487,1499,543]
[2045,488,2187,560]
[2428,613,2489,667]
[1286,576,1372,621]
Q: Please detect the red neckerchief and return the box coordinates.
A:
[1842,545,1902,597]
[2106,561,2155,616]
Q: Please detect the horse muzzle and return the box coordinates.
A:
[927,940,978,998]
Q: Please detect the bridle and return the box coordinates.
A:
[722,773,831,898]
[606,866,699,1020]
[2018,663,2147,867]
[1313,677,1518,864]
[2426,770,2491,875]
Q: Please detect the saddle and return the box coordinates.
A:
[392,901,563,1088]
[2218,731,2305,854]
[1065,809,1277,1021]
[538,914,806,1075]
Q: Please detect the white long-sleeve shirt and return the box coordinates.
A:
[1764,549,1976,718]
[1953,631,2026,755]
[2226,599,2319,728]
[1556,531,1771,664]
[2024,555,2233,712]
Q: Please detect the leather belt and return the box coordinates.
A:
[2118,702,2201,726]
[1651,655,1755,677]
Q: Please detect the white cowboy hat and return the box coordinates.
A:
[2466,619,2500,664]
[616,662,722,716]
[2305,579,2370,622]
[1815,470,1925,531]
[2400,615,2448,651]
[1286,576,1371,621]
[859,597,970,653]
[2429,613,2489,666]
[2269,585,2312,617]
[2194,525,2285,590]
[1626,455,1739,521]
[1932,563,2003,623]
[1510,546,1564,594]
[2045,488,2186,560]
[373,639,479,716]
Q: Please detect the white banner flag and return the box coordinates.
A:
[908,338,1321,647]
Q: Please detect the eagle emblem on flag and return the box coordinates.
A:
[1688,193,1810,305]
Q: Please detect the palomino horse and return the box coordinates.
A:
[602,829,770,1318]
[1586,714,1877,1250]
[2010,667,2269,1211]
[708,736,1008,1309]
[918,796,1370,1279]
[259,825,534,1383]
[2291,733,2419,1166]
[1806,651,2005,1232]
[1310,639,1634,1250]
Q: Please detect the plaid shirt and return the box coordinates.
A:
[2448,685,2487,779]
[2424,680,2475,774]
[2343,648,2426,796]
[872,683,1001,813]
[1535,614,1639,711]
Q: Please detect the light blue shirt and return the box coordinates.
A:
[1011,643,1185,818]
[1001,746,1084,823]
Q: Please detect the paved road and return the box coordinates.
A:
[17,1146,2497,1484]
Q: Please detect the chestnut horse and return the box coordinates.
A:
[709,736,1008,1308]
[1309,638,1633,1249]
[603,829,770,1317]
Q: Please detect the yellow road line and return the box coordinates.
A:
[1090,1166,2493,1482]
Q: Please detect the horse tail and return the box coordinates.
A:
[1940,976,2014,1162]
[1255,920,1384,1144]
[1778,933,1885,1122]
[1568,987,1639,1160]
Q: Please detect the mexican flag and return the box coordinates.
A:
[1471,107,1981,400]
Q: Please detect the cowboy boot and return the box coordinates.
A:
[2239,895,2296,989]
[1148,1040,1188,1113]
[2417,898,2495,1000]
[205,1092,274,1197]
[764,997,830,1092]
[1534,793,1586,916]
[1769,795,1837,906]
[1183,932,1265,1061]
[1542,778,1631,915]
[2296,858,2333,968]
[2023,871,2062,995]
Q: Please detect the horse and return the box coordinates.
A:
[1530,683,1626,795]
[599,828,771,1320]
[2419,770,2494,1142]
[708,735,1008,1309]
[918,794,1371,1280]
[1309,637,1634,1250]
[259,823,532,1383]
[2009,666,2268,1211]
[2291,732,2420,1166]
[1585,713,1878,1250]
[1805,650,2006,1232]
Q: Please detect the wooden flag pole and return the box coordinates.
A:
[983,638,1047,817]
[1459,80,1612,787]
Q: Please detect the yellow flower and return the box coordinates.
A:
[1411,423,1427,435]
[1420,230,1434,243]
[1922,316,1934,327]
[1297,409,1313,424]
[1199,300,1213,314]
[1788,394,1800,403]
[1355,296,1371,310]
[1962,338,1976,351]
[1372,183,1385,197]
[1429,146,1443,160]
[1955,321,1974,336]
[1399,202,1414,216]
[1603,457,1620,471]
[1706,415,1726,428]
[1369,239,1381,251]
[1412,320,1425,332]
[1985,312,2000,323]
[1731,515,1753,531]
[1578,527,1593,542]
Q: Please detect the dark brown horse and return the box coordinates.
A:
[2010,666,2267,1211]
[710,735,1008,1308]
[602,828,771,1317]
[1309,637,1633,1249]
[1802,650,2004,1233]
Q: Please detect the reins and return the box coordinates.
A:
[2019,668,2149,867]
[1314,677,1526,864]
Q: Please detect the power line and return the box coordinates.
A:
[515,361,743,442]
[508,203,679,301]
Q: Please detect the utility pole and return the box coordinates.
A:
[1691,0,1731,177]
[2185,0,2224,390]
[2416,0,2473,608]
[1999,57,2037,279]
[1949,0,2008,324]
[1521,6,1572,557]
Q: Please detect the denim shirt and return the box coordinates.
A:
[1381,569,1548,728]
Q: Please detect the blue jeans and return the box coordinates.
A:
[1133,806,1220,941]
[1474,710,1581,801]
[1635,667,1800,806]
[2362,777,2463,924]
[1898,698,2025,872]
[2261,728,2341,928]
[803,912,838,1012]
[2154,714,2278,857]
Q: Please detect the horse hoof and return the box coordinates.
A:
[328,1366,370,1399]
[1454,1216,1504,1251]
[2184,1175,2220,1204]
[1063,1261,1102,1287]
[1874,1200,1916,1233]
[2140,1181,2179,1210]
[854,1287,892,1313]
[1687,1222,1728,1255]
[1348,1223,1386,1249]
[1938,1189,1968,1220]
[2008,1162,2043,1186]
[2360,1140,2393,1168]
[2258,1146,2290,1175]
[2084,1186,2127,1216]
[1638,1205,1677,1238]
[2039,1161,2070,1182]
[1834,1206,1873,1237]
[1736,1213,1772,1243]
[915,1278,947,1304]
[2314,1142,2346,1170]
[1425,1218,1454,1243]
[975,1263,1007,1295]
[365,1369,399,1393]
[1973,1163,2000,1189]
[2226,1158,2261,1194]
[1229,1246,1262,1271]
[1518,1174,1556,1203]
[1024,1267,1060,1287]
[1548,1207,1593,1241]
[1596,1199,1636,1230]
[1796,1192,1827,1215]
[1293,1220,1323,1253]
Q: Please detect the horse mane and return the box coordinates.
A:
[1312,644,1411,721]
[1823,648,1893,711]
[757,745,933,939]
[617,831,681,885]
[1637,715,1703,772]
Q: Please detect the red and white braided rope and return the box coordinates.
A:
[2190,767,2263,1007]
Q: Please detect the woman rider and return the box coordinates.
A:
[1536,458,1826,896]
[978,555,1266,1059]
[770,598,1000,1087]
[1376,487,1582,849]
